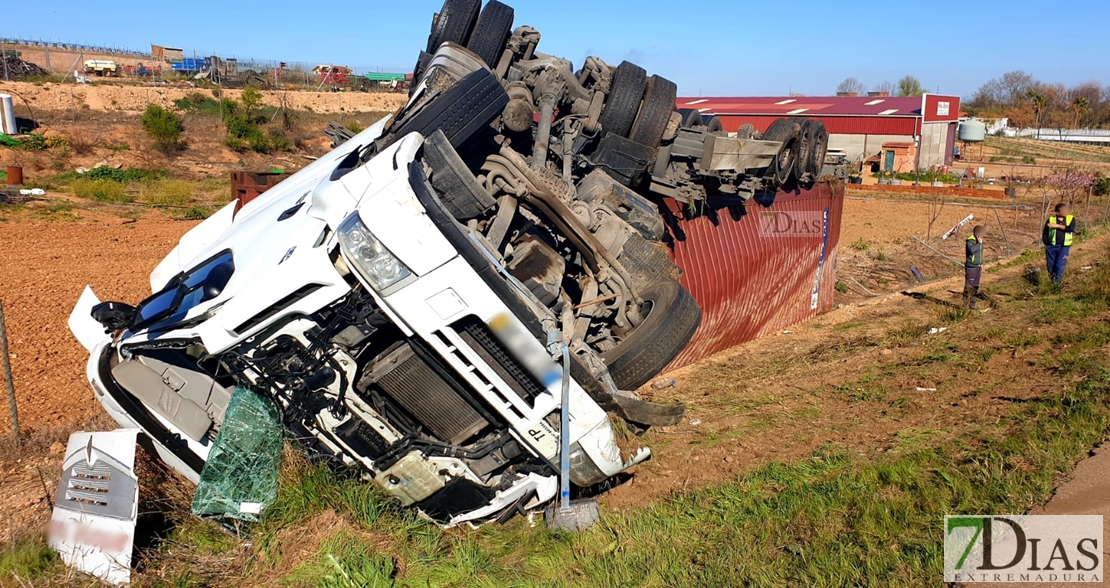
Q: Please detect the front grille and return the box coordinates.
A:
[359,342,488,445]
[454,317,546,401]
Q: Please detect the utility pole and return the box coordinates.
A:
[0,302,19,445]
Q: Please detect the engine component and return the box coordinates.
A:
[577,170,665,241]
[505,236,565,306]
[374,451,447,505]
[357,342,489,444]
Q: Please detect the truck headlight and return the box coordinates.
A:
[568,442,608,486]
[337,213,412,291]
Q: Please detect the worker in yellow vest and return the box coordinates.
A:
[964,226,986,309]
[1042,203,1077,285]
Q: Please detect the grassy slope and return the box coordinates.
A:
[5,245,1110,588]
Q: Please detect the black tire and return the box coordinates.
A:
[804,119,829,177]
[599,61,647,138]
[412,0,481,93]
[467,1,515,68]
[792,117,812,181]
[762,118,803,184]
[630,75,677,148]
[703,115,723,134]
[601,280,702,390]
[424,129,496,219]
[392,68,510,149]
[678,108,703,128]
[426,0,481,53]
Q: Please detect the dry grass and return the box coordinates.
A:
[138,179,196,207]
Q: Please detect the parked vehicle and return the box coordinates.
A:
[70,0,829,526]
[83,60,118,77]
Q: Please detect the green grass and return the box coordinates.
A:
[0,536,60,582]
[70,178,132,203]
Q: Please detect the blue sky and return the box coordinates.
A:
[6,0,1107,97]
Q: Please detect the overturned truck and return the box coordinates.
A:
[69,0,836,526]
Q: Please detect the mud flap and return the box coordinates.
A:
[611,393,686,427]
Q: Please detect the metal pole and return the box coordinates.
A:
[994,208,1012,257]
[912,236,964,267]
[0,301,19,444]
[558,343,571,511]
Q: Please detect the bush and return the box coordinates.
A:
[82,166,160,183]
[241,87,263,116]
[224,114,289,154]
[71,178,132,203]
[139,179,195,206]
[141,104,184,152]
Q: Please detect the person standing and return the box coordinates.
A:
[965,226,986,309]
[1043,203,1077,285]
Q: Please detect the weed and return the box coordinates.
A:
[142,104,185,153]
[884,321,929,346]
[850,238,871,251]
[71,178,132,203]
[140,179,196,206]
[176,206,213,220]
[835,280,849,294]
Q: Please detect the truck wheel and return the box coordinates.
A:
[629,75,677,148]
[678,108,703,128]
[601,280,702,391]
[427,0,482,53]
[413,0,482,90]
[804,119,829,177]
[424,129,496,219]
[392,68,510,150]
[599,61,647,138]
[792,117,813,181]
[703,115,723,134]
[466,1,515,68]
[762,118,803,184]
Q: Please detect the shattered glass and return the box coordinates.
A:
[191,387,283,523]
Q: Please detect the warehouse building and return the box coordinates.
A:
[676,94,962,172]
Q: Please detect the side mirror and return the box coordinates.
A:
[91,302,136,333]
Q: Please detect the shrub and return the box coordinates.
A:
[176,206,212,220]
[141,104,185,152]
[224,115,289,154]
[82,166,161,183]
[139,179,195,206]
[71,178,132,203]
[241,86,263,116]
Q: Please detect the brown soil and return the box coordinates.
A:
[0,209,195,431]
[0,80,406,115]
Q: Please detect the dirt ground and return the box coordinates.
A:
[0,80,407,115]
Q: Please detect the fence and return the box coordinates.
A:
[0,37,150,58]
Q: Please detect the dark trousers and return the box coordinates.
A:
[964,266,982,308]
[1046,245,1070,284]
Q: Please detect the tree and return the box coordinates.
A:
[999,71,1036,105]
[897,75,924,97]
[140,104,184,153]
[241,86,263,118]
[836,77,866,95]
[1028,90,1048,134]
[873,81,896,96]
[1072,96,1090,129]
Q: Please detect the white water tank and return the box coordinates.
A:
[0,94,16,135]
[959,118,987,142]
